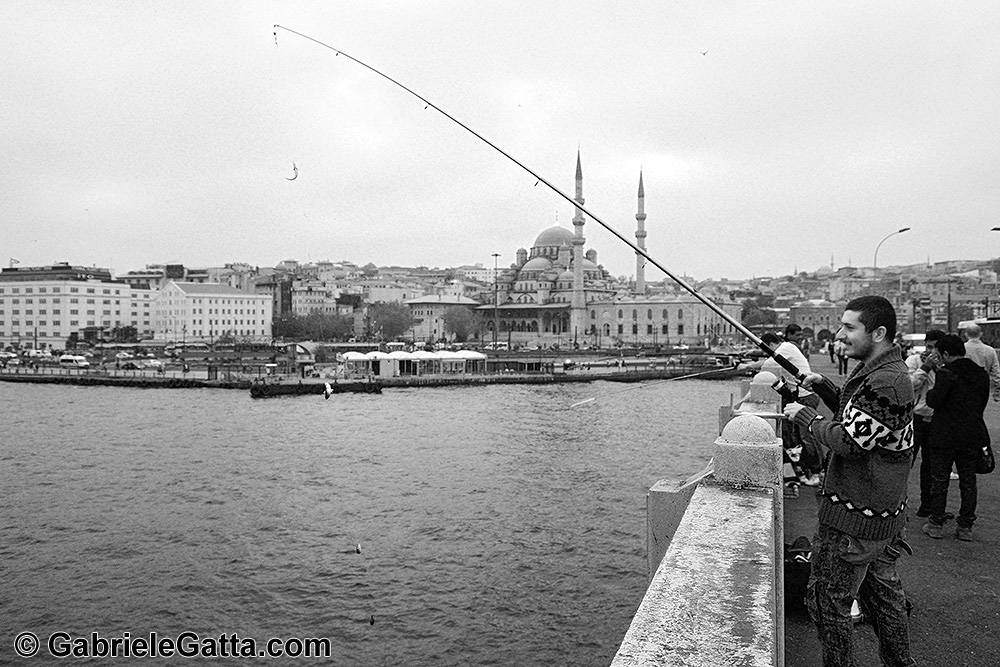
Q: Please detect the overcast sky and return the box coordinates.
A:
[4,1,999,281]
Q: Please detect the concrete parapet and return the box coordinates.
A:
[627,403,786,666]
[614,481,777,667]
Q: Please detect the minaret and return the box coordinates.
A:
[571,151,587,340]
[635,171,647,294]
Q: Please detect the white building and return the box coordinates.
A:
[153,281,272,343]
[0,263,155,350]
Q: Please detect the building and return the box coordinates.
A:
[152,281,272,343]
[406,294,481,342]
[480,153,742,348]
[0,262,154,350]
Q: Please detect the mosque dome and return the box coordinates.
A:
[521,256,553,272]
[533,226,574,249]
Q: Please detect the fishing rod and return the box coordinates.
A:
[273,25,826,401]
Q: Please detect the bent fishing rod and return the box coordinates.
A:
[273,25,823,398]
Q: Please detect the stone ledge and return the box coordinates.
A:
[613,482,777,667]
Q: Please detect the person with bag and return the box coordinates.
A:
[923,334,990,542]
[783,296,916,667]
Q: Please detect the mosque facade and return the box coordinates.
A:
[480,153,743,349]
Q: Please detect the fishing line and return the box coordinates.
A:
[568,364,741,408]
[272,25,822,397]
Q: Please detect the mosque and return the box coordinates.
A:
[481,153,743,349]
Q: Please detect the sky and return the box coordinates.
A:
[4,1,1000,281]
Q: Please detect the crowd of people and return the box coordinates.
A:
[745,302,995,666]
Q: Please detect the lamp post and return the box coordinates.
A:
[873,227,911,284]
[491,253,500,350]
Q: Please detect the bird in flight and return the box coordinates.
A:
[700,50,709,56]
[285,162,298,181]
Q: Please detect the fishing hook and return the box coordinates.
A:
[271,25,822,398]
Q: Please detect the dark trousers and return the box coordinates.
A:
[912,416,933,515]
[926,443,979,528]
[806,524,914,667]
[837,355,849,375]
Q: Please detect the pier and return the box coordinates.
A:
[618,354,999,666]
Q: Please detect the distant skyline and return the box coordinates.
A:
[5,2,1000,280]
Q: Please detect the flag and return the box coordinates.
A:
[9,258,20,266]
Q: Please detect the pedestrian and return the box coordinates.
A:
[827,339,836,364]
[740,328,822,482]
[905,329,946,518]
[783,295,916,667]
[922,334,989,542]
[960,322,1000,401]
[834,338,849,375]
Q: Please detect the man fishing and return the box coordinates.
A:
[783,295,916,667]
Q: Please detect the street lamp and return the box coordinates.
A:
[491,253,500,350]
[873,227,911,283]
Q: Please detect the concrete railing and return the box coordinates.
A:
[612,373,786,667]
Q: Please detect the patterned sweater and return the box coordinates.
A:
[791,345,915,540]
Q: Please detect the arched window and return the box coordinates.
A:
[618,309,623,319]
[647,309,653,320]
[590,310,596,320]
[632,309,638,320]
[677,309,684,320]
[662,309,668,320]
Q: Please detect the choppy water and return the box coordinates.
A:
[1,379,738,665]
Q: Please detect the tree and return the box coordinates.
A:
[441,306,480,342]
[368,302,413,341]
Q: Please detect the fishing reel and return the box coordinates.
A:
[771,377,800,404]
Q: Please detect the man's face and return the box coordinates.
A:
[835,310,877,360]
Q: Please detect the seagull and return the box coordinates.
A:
[356,543,361,554]
[701,50,709,56]
[324,382,333,399]
[285,162,298,181]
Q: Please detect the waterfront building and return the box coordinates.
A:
[405,294,481,342]
[480,153,743,348]
[789,299,840,340]
[152,281,272,344]
[118,263,210,290]
[0,262,154,350]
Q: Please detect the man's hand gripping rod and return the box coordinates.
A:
[273,24,837,406]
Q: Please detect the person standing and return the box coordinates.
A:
[834,338,849,375]
[784,296,915,667]
[961,323,1000,402]
[922,334,990,542]
[741,327,822,481]
[905,330,946,517]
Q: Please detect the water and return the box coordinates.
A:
[1,379,738,665]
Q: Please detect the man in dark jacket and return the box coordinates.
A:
[784,295,915,667]
[923,334,990,542]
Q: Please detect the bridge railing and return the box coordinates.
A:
[612,373,786,667]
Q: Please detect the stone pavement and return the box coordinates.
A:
[783,352,1000,667]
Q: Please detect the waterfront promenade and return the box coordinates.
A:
[784,353,999,667]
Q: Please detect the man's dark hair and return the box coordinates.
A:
[936,334,966,357]
[845,295,897,341]
[924,329,946,345]
[761,332,782,346]
[784,323,803,337]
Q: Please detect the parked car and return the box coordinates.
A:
[59,354,90,368]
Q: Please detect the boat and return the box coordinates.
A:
[248,380,382,398]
